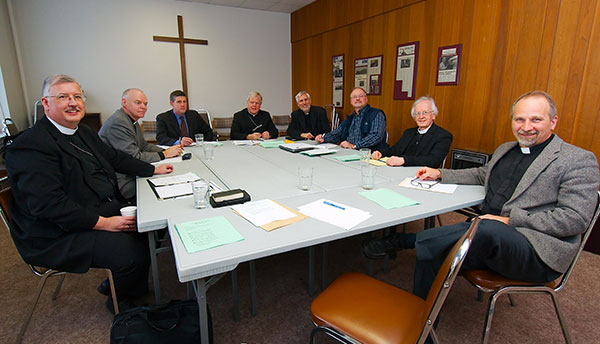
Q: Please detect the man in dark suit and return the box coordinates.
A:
[5,75,174,313]
[286,91,330,140]
[230,91,279,140]
[372,96,452,167]
[156,90,214,146]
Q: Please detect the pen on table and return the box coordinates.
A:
[323,201,345,210]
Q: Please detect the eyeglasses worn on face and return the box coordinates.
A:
[414,110,433,117]
[46,94,86,103]
[350,94,367,99]
[410,177,439,189]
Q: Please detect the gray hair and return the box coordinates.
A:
[42,74,82,96]
[295,91,311,102]
[510,90,557,120]
[122,88,144,99]
[247,91,263,103]
[411,96,438,118]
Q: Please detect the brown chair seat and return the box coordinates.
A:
[463,269,561,291]
[309,218,481,344]
[311,272,425,344]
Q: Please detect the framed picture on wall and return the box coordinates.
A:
[332,54,344,107]
[436,44,462,86]
[394,41,419,100]
[354,55,383,95]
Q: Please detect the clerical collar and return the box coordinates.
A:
[519,134,554,155]
[47,116,77,135]
[418,124,432,135]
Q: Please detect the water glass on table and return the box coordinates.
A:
[203,143,214,160]
[298,167,313,191]
[192,180,210,209]
[195,133,204,145]
[359,148,371,165]
[361,165,376,189]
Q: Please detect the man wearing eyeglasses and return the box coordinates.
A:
[371,96,452,167]
[5,75,174,313]
[315,87,386,150]
[362,91,599,301]
[99,88,183,200]
[230,91,279,140]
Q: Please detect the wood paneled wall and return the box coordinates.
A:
[291,0,600,161]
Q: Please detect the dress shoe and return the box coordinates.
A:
[361,233,414,260]
[97,279,110,296]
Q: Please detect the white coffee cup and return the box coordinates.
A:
[120,206,137,217]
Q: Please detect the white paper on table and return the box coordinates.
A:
[318,143,338,149]
[233,140,261,146]
[154,183,193,199]
[298,198,372,230]
[149,172,200,186]
[152,156,183,165]
[279,142,314,150]
[398,177,458,194]
[232,199,297,227]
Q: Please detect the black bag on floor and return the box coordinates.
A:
[110,300,213,344]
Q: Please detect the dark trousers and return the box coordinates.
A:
[89,231,150,299]
[413,219,561,299]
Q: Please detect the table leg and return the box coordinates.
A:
[147,231,161,304]
[231,269,240,321]
[193,278,210,344]
[249,261,257,316]
[308,246,315,295]
[320,243,328,291]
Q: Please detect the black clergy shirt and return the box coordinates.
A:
[481,134,554,215]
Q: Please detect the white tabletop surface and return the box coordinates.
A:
[134,141,485,283]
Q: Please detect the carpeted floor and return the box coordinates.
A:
[1,213,599,343]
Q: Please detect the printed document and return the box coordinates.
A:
[175,216,244,253]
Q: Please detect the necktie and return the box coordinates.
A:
[180,118,189,138]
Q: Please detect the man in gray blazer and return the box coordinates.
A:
[99,88,182,199]
[362,90,600,299]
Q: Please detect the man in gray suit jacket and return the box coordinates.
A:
[363,90,600,299]
[99,88,182,199]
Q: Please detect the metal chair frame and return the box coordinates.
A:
[310,218,480,344]
[465,191,600,344]
[0,176,119,344]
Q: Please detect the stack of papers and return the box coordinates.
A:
[148,172,222,200]
[279,142,316,153]
[298,198,371,230]
[259,140,286,148]
[333,154,361,162]
[301,148,337,156]
[369,157,389,166]
[359,188,420,209]
[232,199,307,231]
[175,216,244,253]
[233,140,261,146]
[398,177,458,194]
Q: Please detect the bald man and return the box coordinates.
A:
[99,88,182,199]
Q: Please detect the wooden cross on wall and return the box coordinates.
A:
[153,15,208,99]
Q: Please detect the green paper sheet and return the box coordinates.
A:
[259,140,286,148]
[333,154,361,162]
[175,216,244,253]
[359,188,420,209]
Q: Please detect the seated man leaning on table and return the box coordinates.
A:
[99,88,183,200]
[230,91,279,140]
[155,90,215,146]
[5,75,174,314]
[286,91,330,140]
[362,90,600,300]
[315,87,386,150]
[371,96,452,167]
